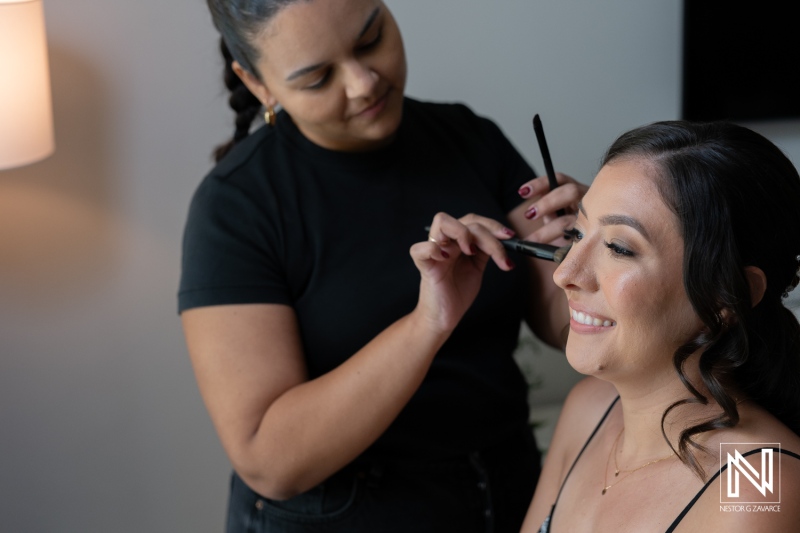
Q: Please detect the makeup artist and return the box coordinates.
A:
[178,1,585,532]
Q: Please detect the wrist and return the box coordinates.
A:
[405,305,454,347]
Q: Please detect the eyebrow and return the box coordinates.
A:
[578,202,651,240]
[357,7,381,39]
[284,6,381,82]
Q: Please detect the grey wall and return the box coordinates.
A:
[1,1,797,531]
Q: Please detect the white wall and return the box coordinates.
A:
[1,1,797,531]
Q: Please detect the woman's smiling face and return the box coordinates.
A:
[553,157,704,381]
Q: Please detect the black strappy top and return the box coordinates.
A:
[538,397,800,533]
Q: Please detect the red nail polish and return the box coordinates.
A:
[441,250,450,259]
[506,258,516,269]
[502,227,516,237]
[525,206,537,219]
[518,186,532,197]
[470,245,478,255]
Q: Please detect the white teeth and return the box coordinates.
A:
[571,309,615,327]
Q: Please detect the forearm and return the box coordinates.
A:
[233,308,448,499]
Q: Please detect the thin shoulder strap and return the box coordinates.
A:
[552,395,620,507]
[664,448,800,533]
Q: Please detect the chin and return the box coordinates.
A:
[363,112,403,146]
[379,95,404,131]
[565,340,609,377]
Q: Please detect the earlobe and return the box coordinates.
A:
[231,60,276,108]
[744,266,767,307]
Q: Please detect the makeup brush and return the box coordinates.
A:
[533,114,566,217]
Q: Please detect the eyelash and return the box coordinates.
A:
[306,71,332,90]
[359,27,383,52]
[563,228,635,257]
[605,241,634,257]
[563,228,582,242]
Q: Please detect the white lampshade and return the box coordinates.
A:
[0,0,55,170]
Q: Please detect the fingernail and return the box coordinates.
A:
[506,258,516,269]
[470,245,478,255]
[441,250,450,259]
[502,227,516,237]
[524,206,537,219]
[518,186,532,198]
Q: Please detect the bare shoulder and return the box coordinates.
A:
[550,377,620,479]
[545,377,619,466]
[699,454,800,532]
[543,377,619,465]
[678,403,800,532]
[713,401,800,457]
[559,376,619,429]
[719,403,800,531]
[522,377,618,532]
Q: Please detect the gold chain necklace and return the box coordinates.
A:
[601,427,676,495]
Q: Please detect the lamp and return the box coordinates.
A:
[0,0,54,170]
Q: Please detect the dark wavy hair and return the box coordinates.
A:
[206,1,303,161]
[603,121,800,479]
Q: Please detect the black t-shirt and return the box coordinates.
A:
[179,97,537,456]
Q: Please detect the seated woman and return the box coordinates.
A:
[416,120,800,533]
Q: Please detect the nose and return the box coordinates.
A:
[343,60,379,99]
[553,238,595,292]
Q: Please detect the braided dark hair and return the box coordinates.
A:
[206,0,303,161]
[603,121,800,480]
[213,39,263,162]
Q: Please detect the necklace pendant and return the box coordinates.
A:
[602,488,608,495]
[614,470,619,477]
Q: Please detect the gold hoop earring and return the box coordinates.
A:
[264,106,276,126]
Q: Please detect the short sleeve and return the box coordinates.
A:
[178,173,291,313]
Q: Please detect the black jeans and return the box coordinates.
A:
[225,429,540,533]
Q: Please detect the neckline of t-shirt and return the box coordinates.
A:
[274,104,406,171]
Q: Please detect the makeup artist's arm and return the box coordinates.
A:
[508,172,587,348]
[180,217,512,501]
[182,305,443,500]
